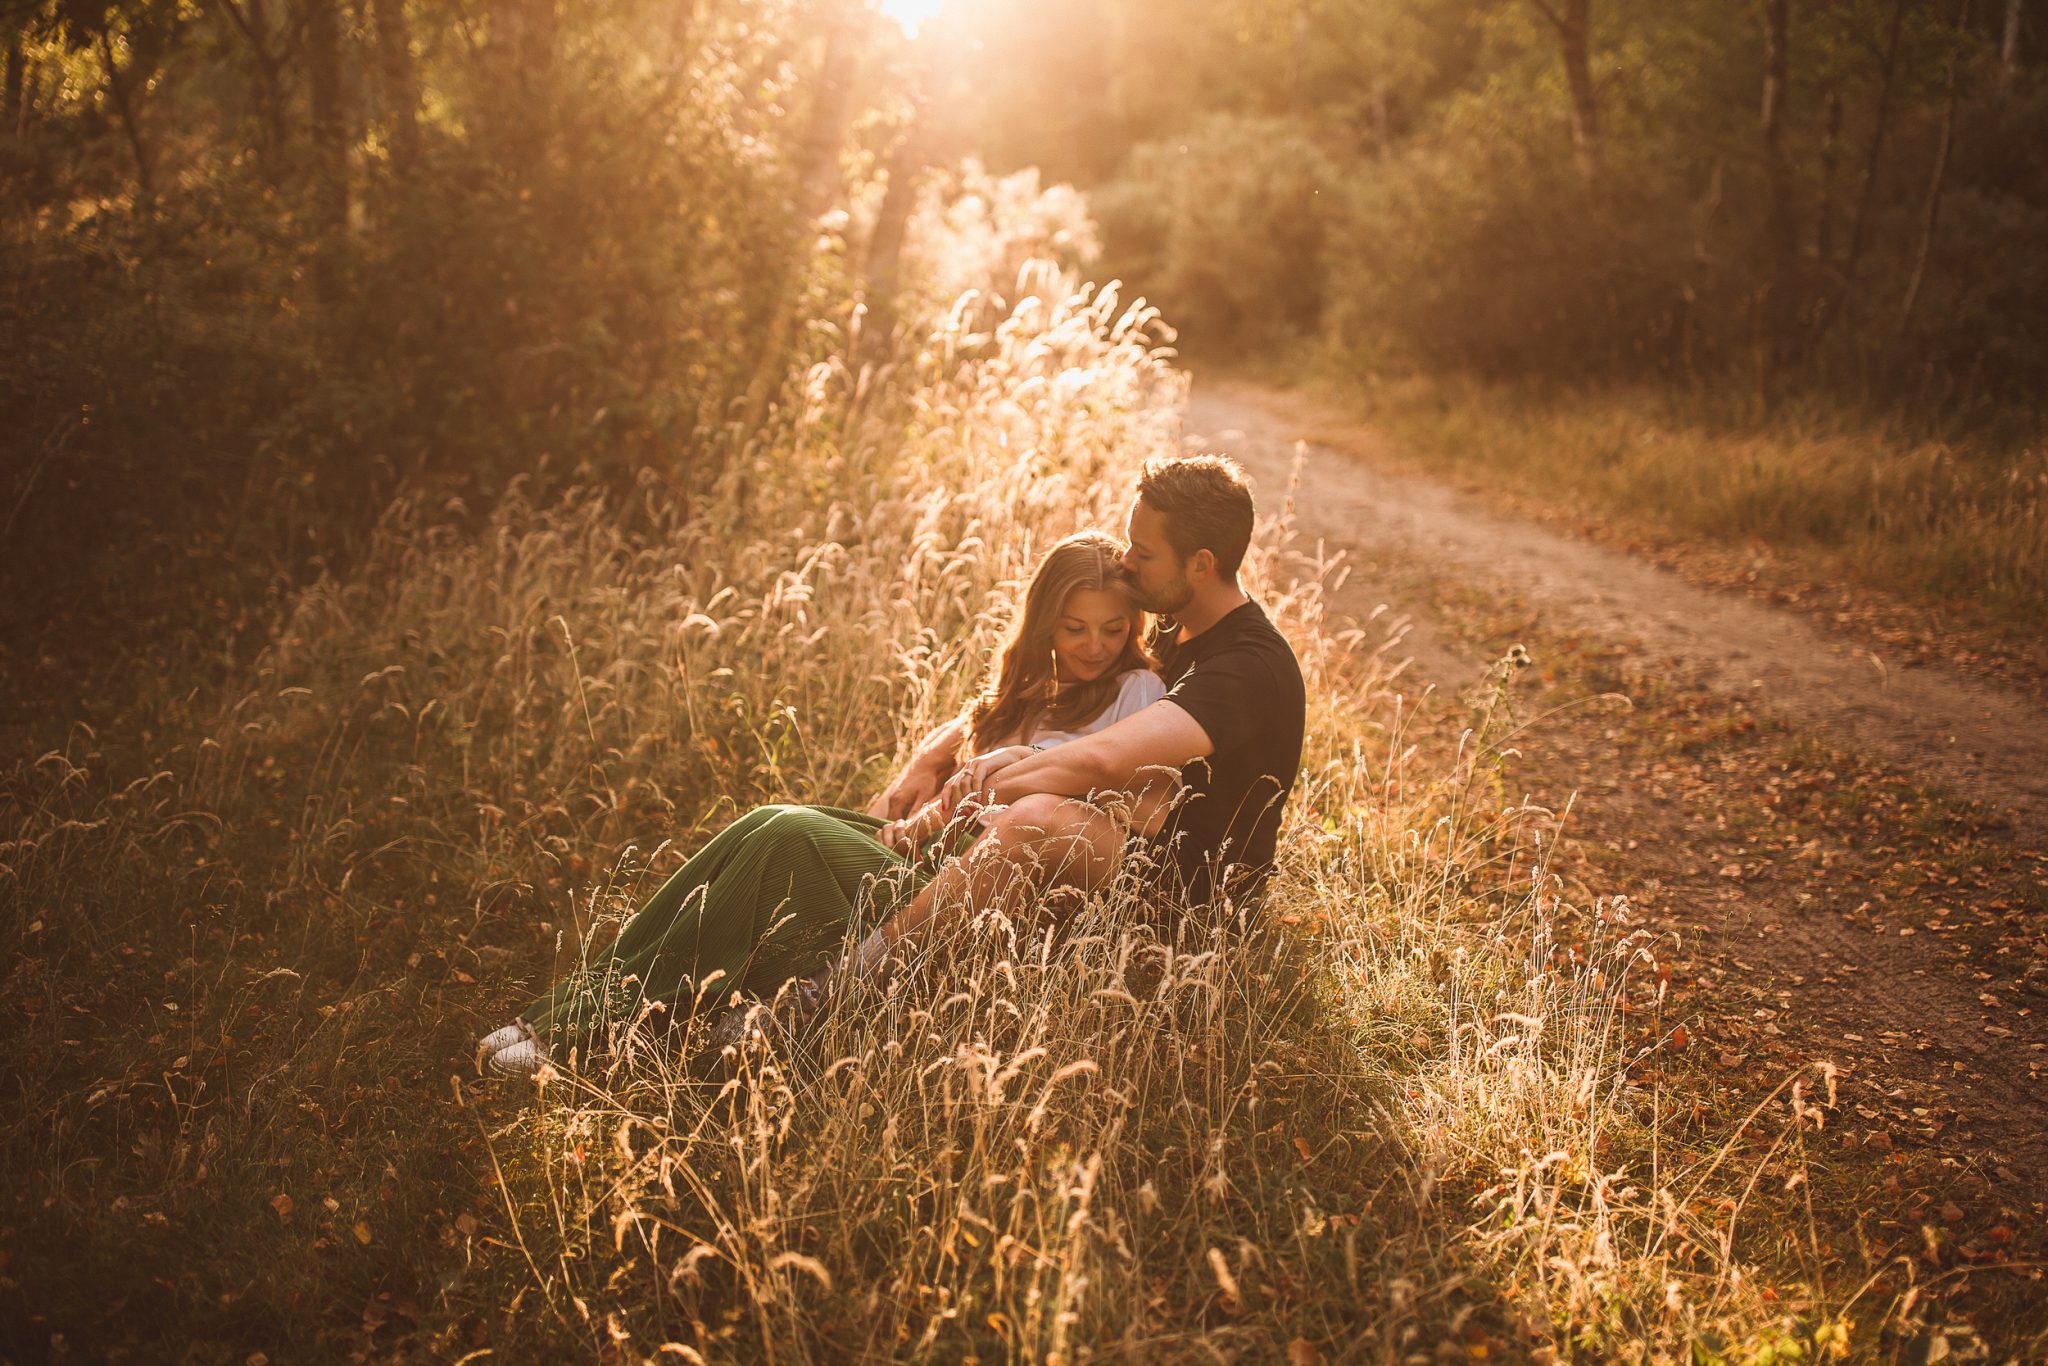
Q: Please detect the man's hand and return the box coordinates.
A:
[867,714,968,819]
[940,744,1034,818]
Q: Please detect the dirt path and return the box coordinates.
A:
[1184,378,2048,1191]
[1189,380,2048,835]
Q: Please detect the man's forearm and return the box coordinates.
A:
[885,715,965,800]
[912,715,966,771]
[985,745,1105,805]
[964,699,1209,814]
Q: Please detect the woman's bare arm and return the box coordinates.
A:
[867,713,969,819]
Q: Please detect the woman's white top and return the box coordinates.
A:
[1022,669,1166,748]
[952,670,1168,833]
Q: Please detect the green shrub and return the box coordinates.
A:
[1092,114,1335,353]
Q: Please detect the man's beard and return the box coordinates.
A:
[1133,572,1195,616]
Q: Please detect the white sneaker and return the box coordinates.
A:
[489,1037,551,1077]
[477,1023,527,1061]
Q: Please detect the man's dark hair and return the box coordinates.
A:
[1136,454,1256,578]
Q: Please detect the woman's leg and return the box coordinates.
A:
[520,805,915,1055]
[518,803,791,1046]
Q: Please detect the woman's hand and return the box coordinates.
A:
[939,744,1034,818]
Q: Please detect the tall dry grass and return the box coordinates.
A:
[2,201,1911,1357]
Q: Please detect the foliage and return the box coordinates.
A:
[0,0,919,650]
[940,0,2048,416]
[1092,115,1335,354]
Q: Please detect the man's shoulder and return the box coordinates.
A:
[1207,603,1304,683]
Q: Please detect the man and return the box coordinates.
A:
[868,452,1307,954]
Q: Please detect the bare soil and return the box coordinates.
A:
[1185,378,2048,1336]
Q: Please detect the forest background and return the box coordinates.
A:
[2,0,2044,1359]
[6,0,2044,658]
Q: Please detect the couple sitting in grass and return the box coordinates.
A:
[479,454,1307,1076]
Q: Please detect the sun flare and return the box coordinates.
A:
[878,0,948,38]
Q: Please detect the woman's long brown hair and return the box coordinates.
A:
[964,532,1155,757]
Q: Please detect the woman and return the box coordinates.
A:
[481,531,1165,1076]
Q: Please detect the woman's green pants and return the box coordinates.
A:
[520,804,925,1055]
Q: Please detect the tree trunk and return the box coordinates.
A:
[97,25,157,205]
[669,0,700,72]
[488,0,557,101]
[1815,86,1842,264]
[1758,0,1801,376]
[1528,0,1604,190]
[5,32,24,141]
[2001,0,2023,93]
[1289,0,1310,116]
[372,0,420,173]
[304,0,349,298]
[483,0,558,149]
[855,116,928,369]
[1901,5,1966,331]
[213,0,291,185]
[1808,0,1908,352]
[523,0,557,90]
[740,0,863,433]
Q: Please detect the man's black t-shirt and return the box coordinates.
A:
[1135,600,1306,907]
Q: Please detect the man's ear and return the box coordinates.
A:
[1188,548,1216,584]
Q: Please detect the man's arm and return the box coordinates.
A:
[868,713,967,819]
[965,699,1214,808]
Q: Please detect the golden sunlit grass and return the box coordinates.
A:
[0,189,1938,1359]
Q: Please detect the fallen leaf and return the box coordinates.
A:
[353,1220,373,1245]
[270,1194,293,1219]
[1287,1337,1322,1365]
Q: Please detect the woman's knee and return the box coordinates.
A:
[996,792,1071,832]
[755,804,837,841]
[714,803,794,843]
[986,797,1121,888]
